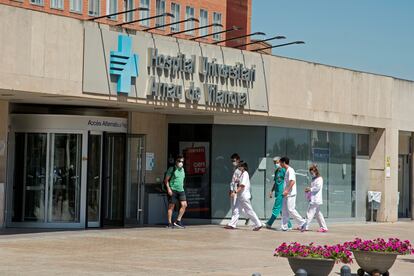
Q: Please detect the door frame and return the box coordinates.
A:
[86,131,103,228]
[101,132,127,227]
[124,134,146,226]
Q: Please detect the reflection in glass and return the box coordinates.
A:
[50,134,82,222]
[87,135,102,223]
[13,133,47,222]
[266,127,357,219]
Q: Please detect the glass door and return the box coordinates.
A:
[48,134,83,222]
[11,132,86,227]
[102,133,126,226]
[87,133,103,227]
[12,133,48,222]
[125,135,146,226]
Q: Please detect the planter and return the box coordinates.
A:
[353,250,399,276]
[287,256,335,276]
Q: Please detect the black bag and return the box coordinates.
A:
[161,166,176,193]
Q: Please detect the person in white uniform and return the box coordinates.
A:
[280,157,306,231]
[301,164,328,232]
[229,153,242,212]
[226,161,263,231]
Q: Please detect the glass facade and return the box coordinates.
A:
[211,125,357,220]
[266,127,356,219]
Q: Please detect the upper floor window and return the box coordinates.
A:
[170,3,181,32]
[88,0,100,16]
[51,0,64,9]
[213,12,222,40]
[107,0,118,20]
[199,9,208,36]
[185,6,195,35]
[30,0,44,6]
[140,0,150,27]
[155,0,166,29]
[124,0,134,22]
[70,0,82,13]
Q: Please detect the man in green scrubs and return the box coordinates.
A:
[265,156,292,229]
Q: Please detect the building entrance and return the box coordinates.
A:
[7,114,135,228]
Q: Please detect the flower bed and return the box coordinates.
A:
[343,238,414,255]
[274,242,353,264]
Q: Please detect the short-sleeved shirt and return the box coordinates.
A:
[166,166,185,192]
[274,167,286,195]
[284,166,297,196]
[238,171,251,199]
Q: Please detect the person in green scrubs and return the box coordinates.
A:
[265,156,292,229]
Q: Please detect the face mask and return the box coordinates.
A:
[310,172,316,177]
[274,163,280,169]
[232,161,238,167]
[177,162,184,168]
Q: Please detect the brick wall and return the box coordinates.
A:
[0,0,240,46]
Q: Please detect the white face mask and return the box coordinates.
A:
[232,161,238,167]
[177,162,184,168]
[310,172,316,177]
[274,163,280,169]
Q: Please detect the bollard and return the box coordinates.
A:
[251,273,261,276]
[340,265,352,276]
[295,268,307,276]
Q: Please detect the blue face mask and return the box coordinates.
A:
[274,163,280,169]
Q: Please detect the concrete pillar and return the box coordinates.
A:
[129,112,168,184]
[0,101,9,227]
[369,127,399,222]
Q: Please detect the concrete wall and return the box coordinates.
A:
[0,4,83,96]
[265,55,395,129]
[130,112,168,184]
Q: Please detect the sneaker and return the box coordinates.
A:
[166,223,174,229]
[265,223,272,229]
[300,222,308,232]
[253,225,262,231]
[224,225,236,230]
[317,228,328,233]
[280,227,292,232]
[173,220,185,229]
[245,218,250,226]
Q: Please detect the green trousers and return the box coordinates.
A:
[266,194,292,228]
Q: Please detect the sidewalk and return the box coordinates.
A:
[0,222,413,275]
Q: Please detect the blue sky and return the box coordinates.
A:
[251,0,414,81]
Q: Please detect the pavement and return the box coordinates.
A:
[0,222,413,275]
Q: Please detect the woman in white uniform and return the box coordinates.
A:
[225,161,263,231]
[301,164,328,232]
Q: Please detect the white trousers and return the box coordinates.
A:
[228,196,261,228]
[230,194,246,217]
[305,203,328,230]
[281,195,305,229]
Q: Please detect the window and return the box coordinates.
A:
[107,0,118,20]
[155,0,166,28]
[213,12,222,40]
[88,0,100,16]
[124,0,134,22]
[140,0,150,26]
[50,0,63,9]
[199,9,208,36]
[170,3,180,32]
[30,0,44,5]
[185,6,195,35]
[70,0,82,13]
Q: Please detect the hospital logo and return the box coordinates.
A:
[109,35,139,95]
